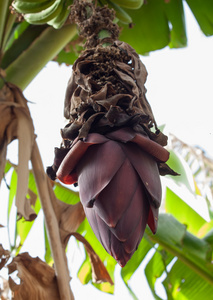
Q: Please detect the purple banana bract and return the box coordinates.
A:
[56,127,169,266]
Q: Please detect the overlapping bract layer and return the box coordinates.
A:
[56,128,169,266]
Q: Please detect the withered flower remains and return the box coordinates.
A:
[47,1,175,267]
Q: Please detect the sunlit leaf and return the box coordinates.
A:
[163,259,213,300]
[198,220,213,238]
[16,191,41,252]
[4,160,12,175]
[165,187,206,235]
[145,247,174,300]
[166,150,195,193]
[78,255,92,285]
[15,171,42,253]
[54,182,80,205]
[92,281,114,294]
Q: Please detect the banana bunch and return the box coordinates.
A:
[12,0,72,29]
[12,0,144,29]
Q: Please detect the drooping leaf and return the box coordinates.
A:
[71,232,114,285]
[185,0,213,36]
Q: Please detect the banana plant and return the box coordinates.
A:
[1,0,213,299]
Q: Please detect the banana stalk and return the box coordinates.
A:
[1,10,17,51]
[5,24,77,90]
[0,0,11,49]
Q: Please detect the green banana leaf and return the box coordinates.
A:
[165,187,207,235]
[120,214,213,299]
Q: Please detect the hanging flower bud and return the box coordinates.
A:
[54,127,169,266]
[47,1,177,266]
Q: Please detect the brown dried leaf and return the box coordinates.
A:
[0,87,15,184]
[59,202,85,248]
[48,185,85,248]
[0,245,10,270]
[47,180,85,247]
[0,276,10,300]
[8,253,60,300]
[15,107,35,221]
[71,232,114,285]
[0,84,36,221]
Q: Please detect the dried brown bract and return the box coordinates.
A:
[70,0,119,48]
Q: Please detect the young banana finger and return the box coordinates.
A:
[13,0,49,3]
[24,0,62,25]
[111,0,144,10]
[12,0,55,14]
[48,0,72,29]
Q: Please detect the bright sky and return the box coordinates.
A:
[1,2,213,300]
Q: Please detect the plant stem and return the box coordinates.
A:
[31,142,74,300]
[146,231,213,286]
[5,24,77,90]
[0,0,10,49]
